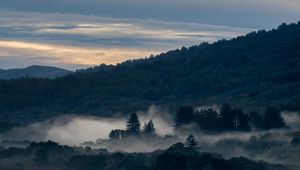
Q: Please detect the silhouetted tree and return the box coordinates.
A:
[142,119,156,135]
[109,129,126,140]
[263,107,286,130]
[185,135,199,150]
[126,113,141,135]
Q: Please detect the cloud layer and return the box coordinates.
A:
[0,11,252,70]
[1,0,300,28]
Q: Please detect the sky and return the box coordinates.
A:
[0,0,299,70]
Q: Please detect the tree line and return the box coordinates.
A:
[0,140,289,170]
[175,104,287,132]
[108,103,287,141]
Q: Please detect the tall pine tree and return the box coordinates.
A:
[185,135,199,150]
[126,113,141,135]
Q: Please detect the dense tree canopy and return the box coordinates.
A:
[0,140,290,170]
[175,106,194,128]
[263,107,286,130]
[174,104,286,132]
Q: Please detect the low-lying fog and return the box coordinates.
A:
[0,106,174,146]
[1,105,300,164]
[1,106,300,146]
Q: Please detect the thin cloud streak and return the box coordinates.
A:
[0,0,299,27]
[0,11,253,70]
[0,40,158,69]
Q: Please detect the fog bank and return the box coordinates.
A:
[1,106,174,146]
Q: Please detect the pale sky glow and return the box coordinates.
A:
[0,11,252,70]
[0,0,299,70]
[0,40,158,68]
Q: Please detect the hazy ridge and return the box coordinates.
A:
[0,65,71,80]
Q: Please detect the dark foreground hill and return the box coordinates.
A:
[0,22,300,123]
[0,65,71,79]
[0,140,290,170]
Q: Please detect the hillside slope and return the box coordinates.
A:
[0,65,72,79]
[0,22,300,123]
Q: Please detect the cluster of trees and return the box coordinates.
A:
[0,140,290,170]
[175,104,287,132]
[0,22,300,124]
[251,107,287,130]
[109,113,156,140]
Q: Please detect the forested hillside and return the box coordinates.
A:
[0,22,300,123]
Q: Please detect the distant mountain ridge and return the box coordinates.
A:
[0,65,72,79]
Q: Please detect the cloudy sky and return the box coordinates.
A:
[0,0,299,70]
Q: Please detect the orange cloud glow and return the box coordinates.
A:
[0,40,160,68]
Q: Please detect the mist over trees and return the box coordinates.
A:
[0,20,299,170]
[142,120,156,135]
[109,129,126,140]
[109,113,157,140]
[0,103,297,170]
[185,135,199,150]
[0,139,291,170]
[107,103,288,142]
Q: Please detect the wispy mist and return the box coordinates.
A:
[1,106,174,146]
[1,105,300,166]
[1,115,123,145]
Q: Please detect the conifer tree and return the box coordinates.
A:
[185,134,199,150]
[126,113,141,135]
[142,119,156,134]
